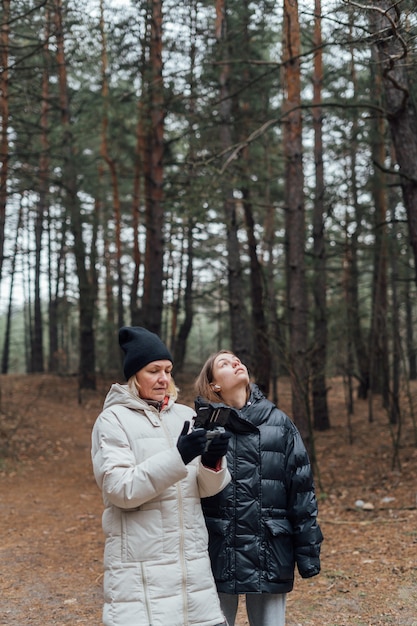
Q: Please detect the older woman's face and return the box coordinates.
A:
[212,352,249,392]
[135,360,173,401]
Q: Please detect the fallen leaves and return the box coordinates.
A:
[0,374,416,626]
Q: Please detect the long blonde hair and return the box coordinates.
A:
[194,350,250,402]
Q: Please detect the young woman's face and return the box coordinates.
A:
[135,360,173,401]
[212,352,249,392]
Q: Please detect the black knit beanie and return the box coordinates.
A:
[119,326,173,380]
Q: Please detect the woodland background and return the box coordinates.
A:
[1,3,417,623]
[1,0,417,452]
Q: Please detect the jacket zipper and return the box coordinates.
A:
[161,419,189,625]
[177,481,189,624]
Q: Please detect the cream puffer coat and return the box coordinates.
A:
[91,383,230,626]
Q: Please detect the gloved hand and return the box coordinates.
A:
[201,430,231,469]
[176,421,207,465]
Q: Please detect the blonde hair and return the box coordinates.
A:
[127,374,178,402]
[194,350,251,403]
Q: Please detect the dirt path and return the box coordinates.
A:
[0,374,416,625]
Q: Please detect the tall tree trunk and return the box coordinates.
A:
[242,190,271,394]
[142,0,165,334]
[215,0,251,366]
[405,260,416,380]
[23,220,33,374]
[262,156,285,405]
[369,2,417,286]
[342,239,356,416]
[389,207,400,426]
[99,0,123,331]
[98,0,121,368]
[311,0,330,430]
[31,190,45,373]
[0,0,10,282]
[171,2,200,370]
[344,223,369,400]
[282,0,310,447]
[129,97,144,326]
[1,204,22,374]
[238,0,271,393]
[31,8,51,374]
[224,190,252,365]
[48,209,69,373]
[173,222,194,372]
[346,25,369,401]
[368,47,389,406]
[53,0,97,390]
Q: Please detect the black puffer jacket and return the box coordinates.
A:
[195,384,323,594]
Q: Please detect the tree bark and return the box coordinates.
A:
[0,0,10,282]
[48,213,68,373]
[405,260,416,380]
[389,208,400,425]
[142,0,165,334]
[31,7,52,374]
[368,47,389,406]
[311,0,330,430]
[242,190,271,394]
[1,203,22,374]
[172,222,194,371]
[282,0,310,446]
[129,97,144,327]
[346,23,369,401]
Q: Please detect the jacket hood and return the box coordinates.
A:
[103,382,175,413]
[249,383,266,402]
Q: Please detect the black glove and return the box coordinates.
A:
[176,421,207,465]
[201,430,231,469]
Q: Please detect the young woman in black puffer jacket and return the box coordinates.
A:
[194,350,323,626]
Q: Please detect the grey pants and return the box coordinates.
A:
[218,592,286,626]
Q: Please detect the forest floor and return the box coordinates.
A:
[0,373,416,626]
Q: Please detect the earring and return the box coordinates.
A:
[211,384,221,391]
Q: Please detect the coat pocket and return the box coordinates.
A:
[121,508,163,562]
[204,517,233,582]
[264,518,294,581]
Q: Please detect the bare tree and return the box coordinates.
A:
[368,1,417,285]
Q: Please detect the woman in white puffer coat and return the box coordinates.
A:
[91,327,231,626]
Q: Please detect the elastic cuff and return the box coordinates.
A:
[202,458,222,472]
